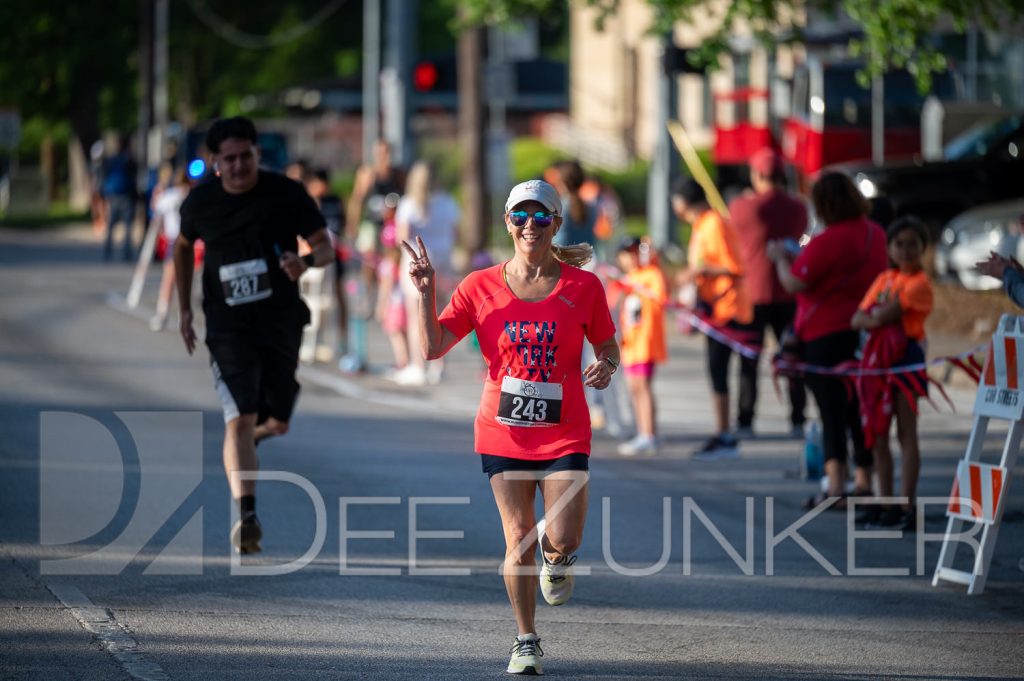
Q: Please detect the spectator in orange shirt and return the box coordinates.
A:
[611,237,667,455]
[851,216,933,531]
[673,178,754,460]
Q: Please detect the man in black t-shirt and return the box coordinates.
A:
[173,117,331,555]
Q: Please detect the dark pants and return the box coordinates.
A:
[104,195,137,260]
[706,320,757,395]
[803,330,871,469]
[738,302,807,429]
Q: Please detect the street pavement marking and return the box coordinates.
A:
[47,584,170,681]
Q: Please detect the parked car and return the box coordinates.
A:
[935,199,1024,290]
[829,113,1024,231]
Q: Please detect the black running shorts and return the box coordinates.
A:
[480,452,590,479]
[207,323,304,424]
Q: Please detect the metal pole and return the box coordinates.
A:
[362,0,381,164]
[966,23,978,102]
[137,0,153,175]
[871,73,885,166]
[154,0,169,161]
[384,0,415,167]
[648,33,678,249]
[457,22,488,253]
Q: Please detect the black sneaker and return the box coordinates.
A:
[899,507,918,533]
[866,507,904,529]
[693,435,739,461]
[231,513,263,554]
[854,504,883,525]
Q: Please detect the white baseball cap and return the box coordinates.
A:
[504,180,561,215]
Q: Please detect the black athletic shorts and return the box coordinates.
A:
[333,250,346,280]
[480,452,590,479]
[207,322,304,424]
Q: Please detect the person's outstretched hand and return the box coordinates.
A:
[976,251,1014,281]
[401,236,435,294]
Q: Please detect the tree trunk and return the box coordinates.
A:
[68,68,102,211]
[457,22,488,257]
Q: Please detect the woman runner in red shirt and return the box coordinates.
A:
[402,179,619,676]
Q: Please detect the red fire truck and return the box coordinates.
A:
[782,57,959,181]
[712,55,960,191]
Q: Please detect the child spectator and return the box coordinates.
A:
[851,216,933,530]
[611,237,667,455]
[149,164,190,331]
[376,243,410,374]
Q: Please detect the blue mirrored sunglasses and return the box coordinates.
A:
[508,210,555,228]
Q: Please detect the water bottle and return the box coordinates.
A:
[802,421,824,481]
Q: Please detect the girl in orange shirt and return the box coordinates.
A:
[611,237,667,455]
[851,216,933,530]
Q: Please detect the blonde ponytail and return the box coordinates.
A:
[551,243,594,268]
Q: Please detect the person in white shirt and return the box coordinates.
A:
[395,161,460,385]
[150,164,190,331]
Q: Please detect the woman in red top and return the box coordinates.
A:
[402,179,619,676]
[767,172,888,509]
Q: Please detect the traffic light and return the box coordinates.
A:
[413,62,439,92]
[412,55,457,93]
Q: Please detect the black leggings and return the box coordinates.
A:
[738,303,807,428]
[803,331,871,469]
[707,330,737,395]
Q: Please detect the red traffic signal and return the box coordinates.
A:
[414,62,439,92]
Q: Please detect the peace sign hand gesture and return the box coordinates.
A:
[401,236,435,295]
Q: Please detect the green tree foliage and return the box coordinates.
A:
[466,0,1022,90]
[0,0,138,147]
[649,0,1020,90]
[170,1,365,121]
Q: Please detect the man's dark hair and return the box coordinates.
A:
[671,177,706,205]
[887,215,929,247]
[811,172,870,225]
[206,117,258,154]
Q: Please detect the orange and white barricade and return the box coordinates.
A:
[933,314,1021,595]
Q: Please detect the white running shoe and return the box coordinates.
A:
[393,364,427,386]
[617,435,657,456]
[539,553,577,606]
[506,633,543,675]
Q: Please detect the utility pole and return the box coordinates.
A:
[458,20,488,254]
[647,32,679,249]
[137,0,154,177]
[871,74,884,166]
[153,0,169,161]
[383,0,415,167]
[362,0,381,164]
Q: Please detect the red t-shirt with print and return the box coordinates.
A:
[439,262,617,460]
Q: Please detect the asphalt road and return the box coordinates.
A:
[1,225,1022,680]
